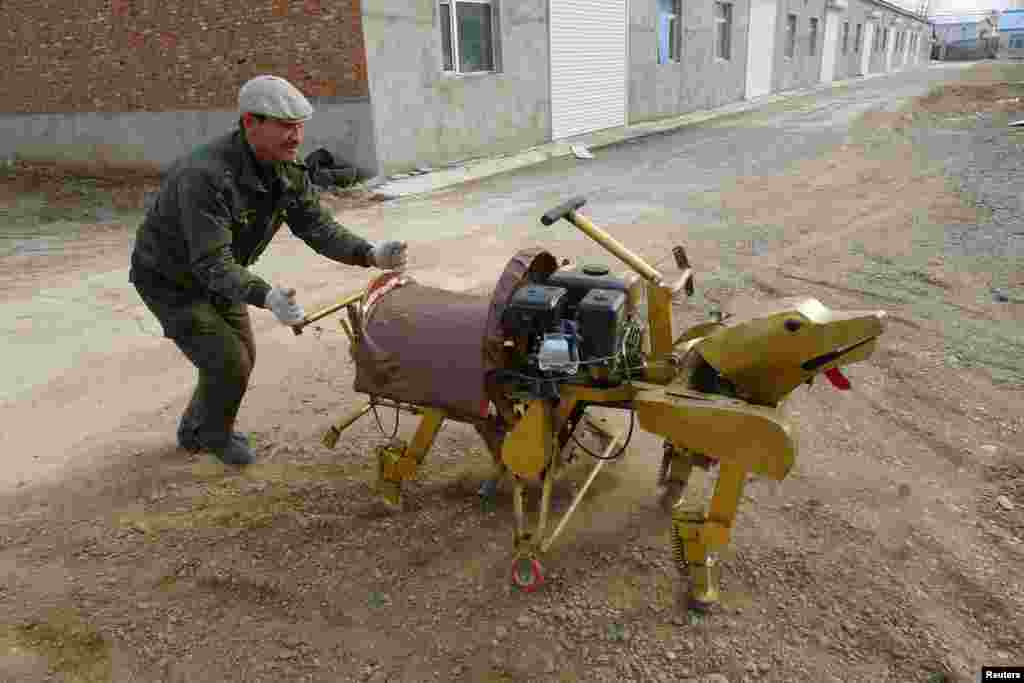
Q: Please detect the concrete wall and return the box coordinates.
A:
[361,0,550,176]
[0,98,379,178]
[773,0,828,91]
[943,37,999,59]
[832,12,862,80]
[840,7,872,77]
[998,29,1024,58]
[818,1,930,81]
[870,16,889,73]
[629,0,751,124]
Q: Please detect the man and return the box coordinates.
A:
[130,75,407,465]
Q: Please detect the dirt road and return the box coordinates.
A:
[0,62,1021,683]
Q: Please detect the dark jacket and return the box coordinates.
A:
[130,128,374,307]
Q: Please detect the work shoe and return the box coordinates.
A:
[178,430,255,465]
[210,437,256,466]
[178,429,250,454]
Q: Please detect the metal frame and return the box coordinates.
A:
[298,197,886,611]
[656,0,683,64]
[714,1,734,61]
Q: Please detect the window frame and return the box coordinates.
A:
[809,16,819,56]
[785,13,798,58]
[657,0,683,64]
[714,1,733,61]
[439,0,499,75]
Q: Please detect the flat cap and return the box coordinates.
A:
[238,75,314,122]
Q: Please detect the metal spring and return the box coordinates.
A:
[672,528,687,575]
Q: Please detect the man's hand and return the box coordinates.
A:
[371,241,408,271]
[265,287,306,325]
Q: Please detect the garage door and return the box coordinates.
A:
[549,0,628,140]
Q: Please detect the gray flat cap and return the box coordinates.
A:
[238,75,314,122]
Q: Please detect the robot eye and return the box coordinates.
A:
[784,319,802,332]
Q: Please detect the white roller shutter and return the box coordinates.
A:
[549,0,628,141]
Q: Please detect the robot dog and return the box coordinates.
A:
[293,197,886,609]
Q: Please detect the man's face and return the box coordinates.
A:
[243,113,305,162]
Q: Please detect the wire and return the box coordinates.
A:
[567,322,640,462]
[370,395,400,439]
[570,407,635,461]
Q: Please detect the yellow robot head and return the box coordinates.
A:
[692,297,886,406]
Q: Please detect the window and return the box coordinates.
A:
[440,0,497,73]
[786,14,797,57]
[873,25,880,52]
[882,28,888,51]
[658,0,682,64]
[855,23,862,52]
[715,2,733,60]
[809,17,818,56]
[842,22,849,54]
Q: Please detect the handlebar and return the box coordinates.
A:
[291,289,364,335]
[539,196,663,284]
[540,196,588,226]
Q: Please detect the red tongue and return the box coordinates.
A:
[824,367,851,390]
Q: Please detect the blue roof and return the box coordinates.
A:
[1000,10,1024,31]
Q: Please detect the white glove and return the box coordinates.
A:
[371,240,408,271]
[265,287,305,325]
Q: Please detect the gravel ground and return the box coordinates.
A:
[0,64,1021,683]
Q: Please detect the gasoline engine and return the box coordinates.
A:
[497,264,646,397]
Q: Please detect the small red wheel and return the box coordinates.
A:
[511,558,544,592]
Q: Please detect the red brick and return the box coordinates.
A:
[0,0,369,114]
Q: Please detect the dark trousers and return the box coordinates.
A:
[134,284,256,450]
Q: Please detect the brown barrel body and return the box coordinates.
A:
[351,248,560,422]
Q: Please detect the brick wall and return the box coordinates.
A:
[0,0,368,114]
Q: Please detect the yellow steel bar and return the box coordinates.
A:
[513,478,527,548]
[321,403,373,448]
[535,451,557,544]
[560,383,638,405]
[337,317,355,344]
[567,210,663,284]
[403,407,446,465]
[537,406,560,540]
[703,462,748,552]
[292,289,365,335]
[641,281,679,384]
[539,431,621,554]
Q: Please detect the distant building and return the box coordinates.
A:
[999,8,1024,57]
[0,0,935,178]
[930,11,999,59]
